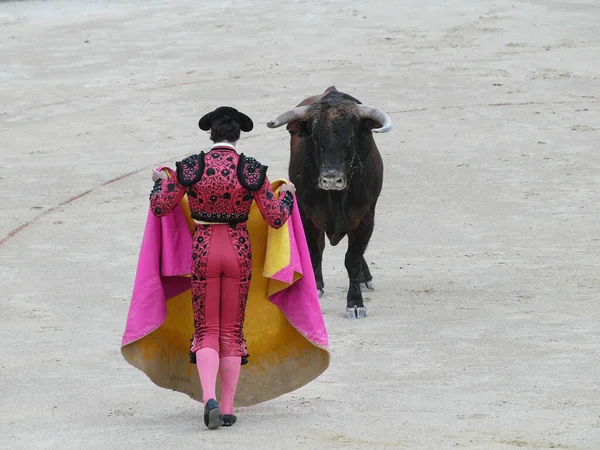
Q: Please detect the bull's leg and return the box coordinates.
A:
[303,216,326,297]
[345,210,375,319]
[359,257,375,291]
[358,207,376,291]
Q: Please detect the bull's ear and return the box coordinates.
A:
[287,121,309,137]
[361,118,383,132]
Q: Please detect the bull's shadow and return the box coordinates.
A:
[267,86,391,319]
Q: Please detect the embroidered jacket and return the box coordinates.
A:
[150,146,293,228]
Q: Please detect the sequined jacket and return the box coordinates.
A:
[150,147,293,228]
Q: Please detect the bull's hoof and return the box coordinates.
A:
[346,306,367,319]
[318,288,324,298]
[360,281,375,291]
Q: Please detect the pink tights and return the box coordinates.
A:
[196,351,241,415]
[218,356,241,415]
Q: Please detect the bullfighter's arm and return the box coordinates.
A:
[253,177,294,229]
[149,170,186,217]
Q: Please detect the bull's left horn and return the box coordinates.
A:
[266,106,310,128]
[357,106,392,133]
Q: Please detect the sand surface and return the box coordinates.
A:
[1,0,599,448]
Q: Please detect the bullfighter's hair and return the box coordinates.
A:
[210,116,242,143]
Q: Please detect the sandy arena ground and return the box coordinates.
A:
[1,0,599,448]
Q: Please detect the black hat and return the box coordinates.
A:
[198,106,254,132]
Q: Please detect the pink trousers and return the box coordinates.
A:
[190,223,251,357]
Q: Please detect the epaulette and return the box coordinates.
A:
[237,153,268,191]
[176,152,205,187]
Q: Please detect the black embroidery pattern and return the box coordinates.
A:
[163,149,293,229]
[176,152,205,186]
[237,154,268,191]
[149,178,185,217]
[191,211,248,224]
[190,224,213,354]
[253,179,293,229]
[149,179,162,200]
[280,191,294,214]
[187,149,249,218]
[227,222,252,357]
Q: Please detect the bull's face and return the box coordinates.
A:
[307,110,360,191]
[269,90,392,190]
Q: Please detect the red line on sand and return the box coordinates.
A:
[0,169,140,247]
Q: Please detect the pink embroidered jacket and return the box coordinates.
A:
[150,146,293,228]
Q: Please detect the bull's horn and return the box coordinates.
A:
[357,106,392,133]
[266,106,310,128]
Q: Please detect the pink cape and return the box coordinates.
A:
[121,177,329,406]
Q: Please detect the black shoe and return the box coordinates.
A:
[203,399,223,430]
[221,414,237,427]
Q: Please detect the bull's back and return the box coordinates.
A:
[296,86,338,107]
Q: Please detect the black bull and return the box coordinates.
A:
[267,87,392,318]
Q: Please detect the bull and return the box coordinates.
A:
[267,87,391,318]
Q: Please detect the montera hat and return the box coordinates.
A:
[198,106,254,132]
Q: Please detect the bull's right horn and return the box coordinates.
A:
[266,106,310,128]
[357,106,392,133]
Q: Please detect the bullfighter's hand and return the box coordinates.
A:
[152,168,168,182]
[280,182,296,195]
